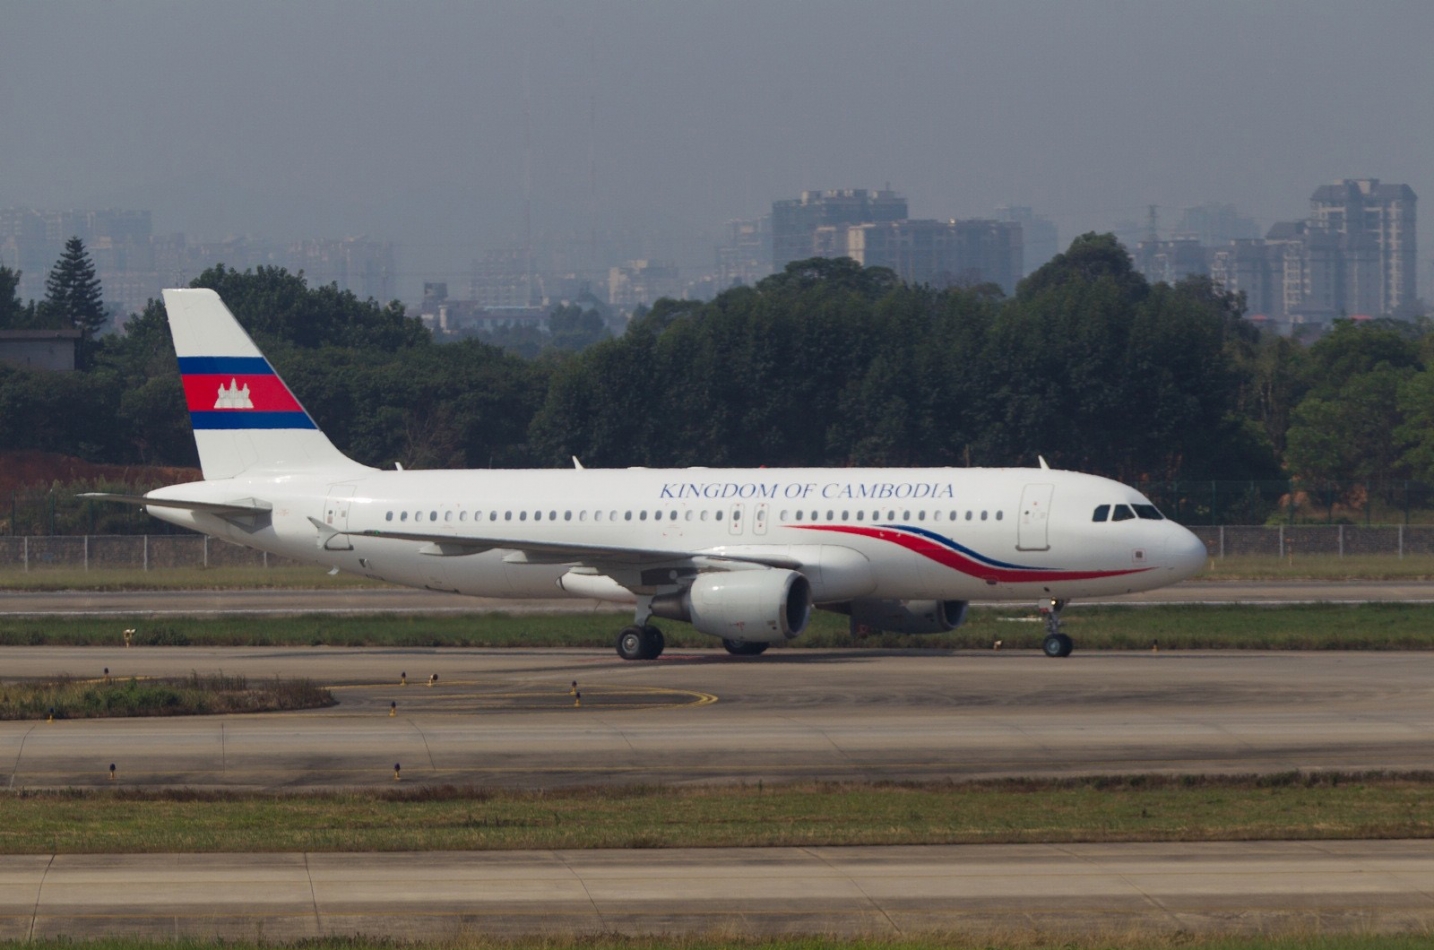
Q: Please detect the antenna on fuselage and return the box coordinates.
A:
[572,457,585,470]
[1038,455,1050,470]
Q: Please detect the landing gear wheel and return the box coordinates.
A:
[616,625,648,661]
[1042,633,1074,658]
[722,639,769,657]
[641,625,665,659]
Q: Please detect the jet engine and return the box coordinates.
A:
[845,598,968,635]
[652,569,812,643]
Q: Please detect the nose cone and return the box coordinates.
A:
[1167,524,1207,580]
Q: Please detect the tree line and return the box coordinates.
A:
[3,233,1433,512]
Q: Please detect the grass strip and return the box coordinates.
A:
[0,673,333,720]
[6,937,1434,950]
[4,603,1434,649]
[2,773,1432,854]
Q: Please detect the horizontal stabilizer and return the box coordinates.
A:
[79,493,272,516]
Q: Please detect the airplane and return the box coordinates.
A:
[86,288,1209,661]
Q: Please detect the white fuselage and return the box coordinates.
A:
[147,465,1208,605]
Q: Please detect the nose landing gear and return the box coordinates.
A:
[1039,598,1073,657]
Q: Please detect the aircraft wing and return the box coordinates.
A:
[345,526,801,570]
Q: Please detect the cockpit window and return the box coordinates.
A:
[1111,504,1135,522]
[1092,504,1110,523]
[1133,504,1165,521]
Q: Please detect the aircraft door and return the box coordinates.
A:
[729,503,745,536]
[754,503,769,536]
[323,486,356,551]
[1017,483,1054,551]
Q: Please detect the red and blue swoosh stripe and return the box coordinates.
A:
[178,357,316,430]
[796,523,1149,583]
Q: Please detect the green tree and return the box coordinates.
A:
[0,265,24,329]
[1286,365,1413,489]
[40,237,108,364]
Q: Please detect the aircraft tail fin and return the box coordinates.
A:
[163,288,369,481]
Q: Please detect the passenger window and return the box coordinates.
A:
[780,510,789,520]
[625,511,633,521]
[535,511,543,521]
[795,510,803,521]
[459,511,467,522]
[430,511,437,521]
[903,510,910,520]
[856,511,864,521]
[595,511,604,522]
[1133,504,1164,520]
[980,511,988,521]
[1111,504,1135,522]
[685,510,694,521]
[490,512,498,521]
[564,511,571,521]
[826,510,834,521]
[386,511,393,521]
[505,511,512,521]
[965,511,973,521]
[918,511,926,521]
[400,511,408,522]
[610,511,618,521]
[995,511,1003,521]
[445,511,452,522]
[715,511,724,521]
[733,509,741,520]
[700,510,708,521]
[842,510,849,520]
[580,511,588,521]
[950,510,958,521]
[1092,505,1110,522]
[520,511,527,521]
[888,511,896,521]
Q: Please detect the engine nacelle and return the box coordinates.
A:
[652,569,812,644]
[846,598,968,635]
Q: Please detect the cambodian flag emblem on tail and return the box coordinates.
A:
[178,356,317,430]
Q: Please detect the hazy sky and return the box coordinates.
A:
[4,2,1432,293]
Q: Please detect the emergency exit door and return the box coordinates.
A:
[1017,483,1054,551]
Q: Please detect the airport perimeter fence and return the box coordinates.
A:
[2,526,1434,575]
[0,535,308,574]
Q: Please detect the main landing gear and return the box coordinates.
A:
[1039,598,1073,658]
[615,624,665,661]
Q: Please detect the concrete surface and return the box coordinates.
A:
[2,841,1432,939]
[4,649,1434,789]
[2,579,1434,616]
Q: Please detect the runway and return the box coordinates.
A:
[3,841,1432,939]
[4,649,1434,789]
[2,579,1433,616]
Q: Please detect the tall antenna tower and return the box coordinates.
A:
[523,54,534,306]
[1146,204,1160,243]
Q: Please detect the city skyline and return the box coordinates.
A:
[3,3,1431,302]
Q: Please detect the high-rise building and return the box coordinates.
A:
[716,217,772,288]
[1308,179,1417,316]
[1173,203,1261,246]
[826,218,1023,295]
[771,189,907,270]
[993,206,1058,277]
